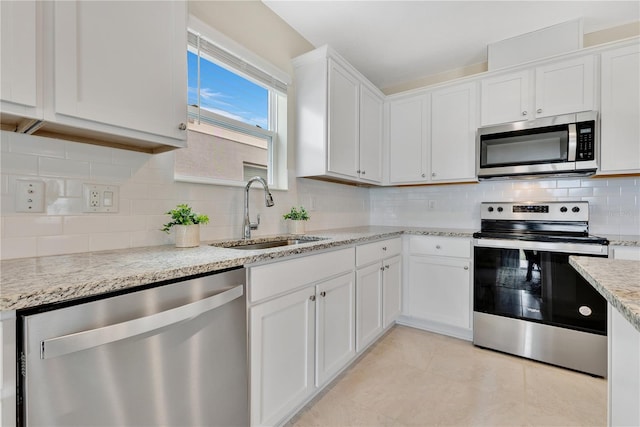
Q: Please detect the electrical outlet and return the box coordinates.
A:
[16,180,45,213]
[83,184,119,213]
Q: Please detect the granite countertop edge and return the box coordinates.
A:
[569,256,640,333]
[0,226,474,312]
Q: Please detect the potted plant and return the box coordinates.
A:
[283,206,310,235]
[162,204,209,247]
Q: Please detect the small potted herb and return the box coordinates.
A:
[162,204,209,247]
[283,206,310,235]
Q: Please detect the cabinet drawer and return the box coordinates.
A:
[356,238,402,267]
[248,247,355,303]
[409,236,471,258]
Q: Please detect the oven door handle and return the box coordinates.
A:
[473,238,608,256]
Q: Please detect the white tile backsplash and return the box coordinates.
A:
[0,132,370,259]
[370,177,640,236]
[1,131,637,260]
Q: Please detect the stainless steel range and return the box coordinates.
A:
[473,201,608,377]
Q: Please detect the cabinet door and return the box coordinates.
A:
[430,82,477,182]
[51,1,186,144]
[388,95,429,183]
[408,256,471,330]
[328,59,359,179]
[249,287,316,427]
[480,70,530,126]
[0,0,40,120]
[534,55,594,118]
[600,44,640,174]
[359,84,383,183]
[316,272,356,387]
[382,255,402,328]
[355,263,383,352]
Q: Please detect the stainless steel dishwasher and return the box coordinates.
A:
[17,267,248,427]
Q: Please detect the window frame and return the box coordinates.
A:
[175,16,289,190]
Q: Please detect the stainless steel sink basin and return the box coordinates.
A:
[210,236,327,250]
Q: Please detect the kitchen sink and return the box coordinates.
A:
[210,236,327,250]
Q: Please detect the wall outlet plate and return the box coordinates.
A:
[83,184,119,213]
[16,180,46,213]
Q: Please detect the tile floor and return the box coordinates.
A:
[288,325,607,427]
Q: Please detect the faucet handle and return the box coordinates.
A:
[250,214,260,230]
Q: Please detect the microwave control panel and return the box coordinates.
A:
[576,121,595,161]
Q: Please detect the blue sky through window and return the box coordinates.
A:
[188,51,269,129]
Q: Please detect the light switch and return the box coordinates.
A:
[16,180,45,213]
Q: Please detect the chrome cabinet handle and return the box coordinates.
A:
[356,169,361,174]
[40,284,244,359]
[432,172,436,177]
[320,291,326,297]
[522,111,527,116]
[310,295,316,301]
[380,266,385,271]
[436,245,441,249]
[361,170,366,175]
[421,173,426,178]
[384,265,390,270]
[537,108,542,114]
[178,123,187,130]
[464,266,469,270]
[382,247,387,251]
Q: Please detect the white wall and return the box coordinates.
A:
[0,131,370,260]
[370,177,640,237]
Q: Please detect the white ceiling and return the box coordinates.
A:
[263,1,640,90]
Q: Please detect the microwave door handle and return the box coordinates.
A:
[39,284,244,360]
[567,123,577,162]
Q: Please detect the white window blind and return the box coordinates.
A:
[187,31,288,94]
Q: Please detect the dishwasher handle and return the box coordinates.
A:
[40,284,244,360]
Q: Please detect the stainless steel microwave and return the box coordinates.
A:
[477,112,598,180]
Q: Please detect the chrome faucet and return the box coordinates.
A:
[243,176,274,239]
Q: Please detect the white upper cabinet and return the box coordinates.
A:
[0,0,41,123]
[534,55,595,118]
[294,46,384,184]
[1,1,187,152]
[49,1,187,149]
[599,43,640,174]
[480,55,595,126]
[388,94,429,184]
[327,59,360,179]
[359,84,384,183]
[388,81,477,185]
[430,82,478,182]
[480,70,530,126]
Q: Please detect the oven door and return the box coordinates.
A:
[473,238,608,335]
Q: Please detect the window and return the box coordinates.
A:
[175,21,289,189]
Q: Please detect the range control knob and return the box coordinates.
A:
[497,207,504,213]
[560,206,568,213]
[572,206,580,213]
[488,207,494,212]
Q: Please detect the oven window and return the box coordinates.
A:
[473,247,606,334]
[480,128,568,168]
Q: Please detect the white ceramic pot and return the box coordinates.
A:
[175,224,200,248]
[287,220,306,235]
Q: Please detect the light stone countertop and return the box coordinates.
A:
[570,256,640,333]
[0,226,474,312]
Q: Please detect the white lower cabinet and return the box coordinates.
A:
[355,238,402,352]
[249,286,316,427]
[248,248,355,427]
[403,236,472,340]
[315,273,356,387]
